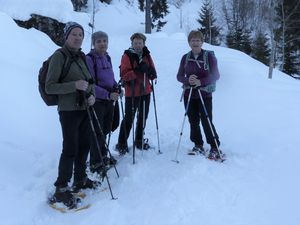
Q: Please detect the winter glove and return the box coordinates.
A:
[137,62,150,74]
[148,67,157,79]
[87,95,96,106]
[109,92,119,101]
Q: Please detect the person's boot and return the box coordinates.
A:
[104,156,117,166]
[49,186,79,209]
[72,177,101,193]
[135,138,151,150]
[207,148,225,161]
[115,143,129,155]
[188,145,205,155]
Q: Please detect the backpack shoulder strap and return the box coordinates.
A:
[184,51,191,68]
[56,48,73,82]
[106,54,112,65]
[204,50,215,71]
[86,53,98,85]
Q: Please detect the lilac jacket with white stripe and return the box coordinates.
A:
[86,49,117,100]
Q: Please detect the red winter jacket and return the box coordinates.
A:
[120,47,156,97]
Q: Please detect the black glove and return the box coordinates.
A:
[112,83,122,94]
[137,62,150,74]
[148,67,157,79]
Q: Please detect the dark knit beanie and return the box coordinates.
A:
[92,31,108,45]
[64,22,84,40]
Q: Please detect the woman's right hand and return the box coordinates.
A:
[110,92,120,101]
[75,80,89,91]
[188,74,201,87]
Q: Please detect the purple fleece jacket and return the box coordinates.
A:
[177,50,220,98]
[86,50,117,100]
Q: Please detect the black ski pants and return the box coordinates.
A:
[89,100,114,167]
[184,96,220,148]
[54,110,90,188]
[118,94,150,145]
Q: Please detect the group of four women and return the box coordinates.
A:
[45,21,222,208]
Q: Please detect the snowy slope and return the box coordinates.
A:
[1,1,300,225]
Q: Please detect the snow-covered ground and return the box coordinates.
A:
[0,1,300,225]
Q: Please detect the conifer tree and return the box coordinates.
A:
[197,0,221,45]
[138,0,145,11]
[226,25,252,55]
[241,29,252,55]
[71,0,88,11]
[252,31,271,65]
[151,0,169,31]
[138,0,169,32]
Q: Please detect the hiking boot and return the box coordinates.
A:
[188,145,205,155]
[207,148,225,161]
[135,139,151,150]
[103,156,117,166]
[90,163,105,173]
[72,177,101,193]
[49,186,79,209]
[115,143,129,155]
[90,163,110,178]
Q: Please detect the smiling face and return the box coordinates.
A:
[94,38,108,55]
[132,38,145,54]
[189,38,203,54]
[65,27,84,50]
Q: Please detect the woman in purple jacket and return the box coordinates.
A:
[86,31,120,173]
[177,30,224,160]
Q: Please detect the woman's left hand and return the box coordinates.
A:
[87,95,95,106]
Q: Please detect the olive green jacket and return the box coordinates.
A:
[45,45,95,111]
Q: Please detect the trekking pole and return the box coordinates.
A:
[106,100,116,149]
[172,87,193,163]
[197,89,224,160]
[141,73,147,153]
[90,107,120,178]
[119,89,129,153]
[150,80,162,154]
[84,99,117,200]
[130,80,136,164]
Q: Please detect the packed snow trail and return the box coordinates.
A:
[1,7,300,225]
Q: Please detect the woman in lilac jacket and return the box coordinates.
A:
[86,31,120,173]
[177,30,223,160]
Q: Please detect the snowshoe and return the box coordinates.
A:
[207,148,226,162]
[72,177,101,193]
[135,138,151,150]
[48,202,91,213]
[188,145,206,156]
[48,187,80,209]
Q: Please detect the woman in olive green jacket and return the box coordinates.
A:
[46,22,97,208]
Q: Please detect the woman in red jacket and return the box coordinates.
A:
[116,33,157,154]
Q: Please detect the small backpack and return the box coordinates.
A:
[185,50,217,93]
[38,48,73,106]
[185,49,214,71]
